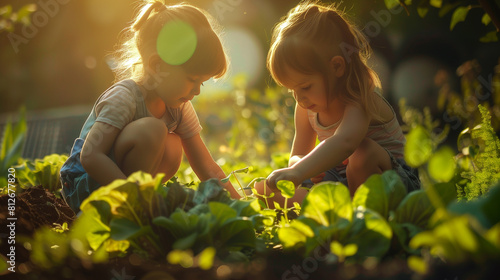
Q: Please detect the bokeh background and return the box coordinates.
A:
[1,0,499,164]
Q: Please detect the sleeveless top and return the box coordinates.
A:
[307,95,405,159]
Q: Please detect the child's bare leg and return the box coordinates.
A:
[154,132,182,179]
[254,180,309,209]
[114,117,182,178]
[346,138,392,195]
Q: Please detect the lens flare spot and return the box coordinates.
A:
[157,20,197,65]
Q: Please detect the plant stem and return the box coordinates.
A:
[264,180,270,209]
[232,171,248,200]
[283,198,289,224]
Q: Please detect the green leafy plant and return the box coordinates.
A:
[26,213,108,270]
[14,154,68,195]
[275,170,458,263]
[273,180,295,224]
[384,0,500,42]
[459,105,500,200]
[153,201,257,259]
[277,177,393,262]
[0,4,36,33]
[409,183,500,273]
[0,107,27,191]
[78,171,260,262]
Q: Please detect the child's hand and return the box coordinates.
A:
[310,172,325,184]
[266,167,303,190]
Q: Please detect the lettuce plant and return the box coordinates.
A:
[0,107,26,191]
[15,154,68,195]
[277,177,393,262]
[276,170,458,262]
[78,172,260,261]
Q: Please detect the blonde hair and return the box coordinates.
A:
[267,1,382,121]
[112,0,228,82]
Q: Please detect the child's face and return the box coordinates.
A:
[282,68,331,113]
[155,64,211,108]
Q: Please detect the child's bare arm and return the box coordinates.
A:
[80,122,127,186]
[267,105,370,189]
[289,103,316,166]
[181,134,240,199]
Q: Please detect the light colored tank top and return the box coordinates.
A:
[307,95,406,159]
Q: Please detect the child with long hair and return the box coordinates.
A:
[60,1,240,213]
[256,1,420,205]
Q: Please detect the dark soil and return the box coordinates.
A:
[0,186,76,266]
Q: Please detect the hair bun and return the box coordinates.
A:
[132,1,166,32]
[150,1,166,12]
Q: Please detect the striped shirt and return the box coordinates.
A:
[79,79,202,140]
[307,96,406,160]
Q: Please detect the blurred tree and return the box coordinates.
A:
[384,0,500,42]
[0,3,36,33]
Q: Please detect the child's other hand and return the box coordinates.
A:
[266,167,302,191]
[310,172,325,184]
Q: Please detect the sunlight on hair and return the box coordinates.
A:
[156,20,197,65]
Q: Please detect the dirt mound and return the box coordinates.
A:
[0,186,76,264]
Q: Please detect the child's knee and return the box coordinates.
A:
[347,138,391,172]
[156,133,183,177]
[118,117,168,149]
[114,117,169,165]
[348,138,371,168]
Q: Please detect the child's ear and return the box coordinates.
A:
[147,54,163,74]
[330,55,345,77]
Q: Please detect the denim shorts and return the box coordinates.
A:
[60,138,102,213]
[302,151,420,193]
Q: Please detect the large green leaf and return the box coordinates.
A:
[301,182,352,226]
[394,180,457,229]
[109,218,142,241]
[81,181,142,223]
[173,232,198,250]
[278,220,312,249]
[390,221,423,254]
[405,125,433,167]
[410,215,480,262]
[450,6,470,30]
[209,202,237,225]
[229,198,261,217]
[193,179,232,205]
[352,170,407,219]
[77,208,113,251]
[340,208,392,259]
[277,180,295,198]
[153,211,199,238]
[394,190,433,228]
[217,219,256,249]
[433,181,458,206]
[165,180,195,214]
[428,146,456,182]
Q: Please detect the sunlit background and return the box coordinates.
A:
[0,0,499,162]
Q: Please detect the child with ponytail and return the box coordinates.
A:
[60,1,239,213]
[257,1,420,205]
